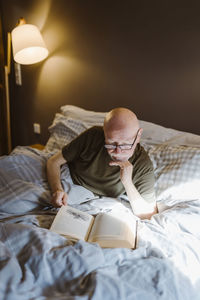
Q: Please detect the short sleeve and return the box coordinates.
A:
[135,171,155,203]
[132,145,156,203]
[62,126,104,162]
[62,130,89,162]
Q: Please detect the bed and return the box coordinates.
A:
[1,105,200,300]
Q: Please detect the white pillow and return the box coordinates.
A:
[140,120,200,147]
[61,106,200,147]
[148,144,200,202]
[45,113,89,153]
[45,105,200,154]
[45,106,106,153]
[60,105,106,125]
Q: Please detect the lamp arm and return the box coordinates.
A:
[4,32,12,153]
[7,32,11,74]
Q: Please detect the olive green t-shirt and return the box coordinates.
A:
[62,126,155,203]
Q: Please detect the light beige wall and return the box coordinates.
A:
[1,0,200,147]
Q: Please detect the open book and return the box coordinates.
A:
[50,205,138,249]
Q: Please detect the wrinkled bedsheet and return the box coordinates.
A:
[0,146,200,300]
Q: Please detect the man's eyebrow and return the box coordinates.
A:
[105,140,133,145]
[105,140,115,145]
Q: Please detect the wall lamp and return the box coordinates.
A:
[4,17,48,153]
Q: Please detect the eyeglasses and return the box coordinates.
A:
[104,129,140,151]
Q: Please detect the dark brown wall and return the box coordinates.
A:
[0,11,7,154]
[1,0,200,148]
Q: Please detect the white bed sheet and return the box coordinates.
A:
[1,105,200,299]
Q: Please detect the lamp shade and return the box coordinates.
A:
[11,24,48,65]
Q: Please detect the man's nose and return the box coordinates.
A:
[114,146,121,153]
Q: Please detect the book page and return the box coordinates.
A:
[88,210,137,248]
[50,206,94,241]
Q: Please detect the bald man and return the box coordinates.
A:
[47,108,157,219]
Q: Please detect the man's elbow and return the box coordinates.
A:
[138,191,157,219]
[135,202,158,220]
[46,156,59,176]
[46,156,54,172]
[47,151,66,170]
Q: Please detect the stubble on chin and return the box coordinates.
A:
[109,155,127,162]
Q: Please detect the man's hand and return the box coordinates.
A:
[109,160,157,220]
[51,190,68,207]
[109,160,133,186]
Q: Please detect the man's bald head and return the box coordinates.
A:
[103,108,142,161]
[104,107,139,133]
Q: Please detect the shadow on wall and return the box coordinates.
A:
[37,52,104,105]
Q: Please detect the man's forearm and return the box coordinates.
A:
[46,152,66,194]
[46,151,68,207]
[123,181,156,219]
[123,181,144,213]
[47,160,63,193]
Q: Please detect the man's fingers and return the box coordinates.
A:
[109,161,122,167]
[62,194,68,206]
[109,161,124,168]
[54,197,63,207]
[52,191,68,207]
[53,200,62,208]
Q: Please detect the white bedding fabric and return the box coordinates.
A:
[1,105,200,299]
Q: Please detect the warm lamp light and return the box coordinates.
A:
[4,18,49,153]
[11,23,49,65]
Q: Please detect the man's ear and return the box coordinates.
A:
[138,128,143,138]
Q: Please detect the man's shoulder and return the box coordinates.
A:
[137,143,151,155]
[134,143,147,156]
[132,144,153,168]
[85,126,103,134]
[62,126,104,159]
[82,126,104,139]
[74,126,104,148]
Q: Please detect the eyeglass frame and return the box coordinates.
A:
[104,129,140,151]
